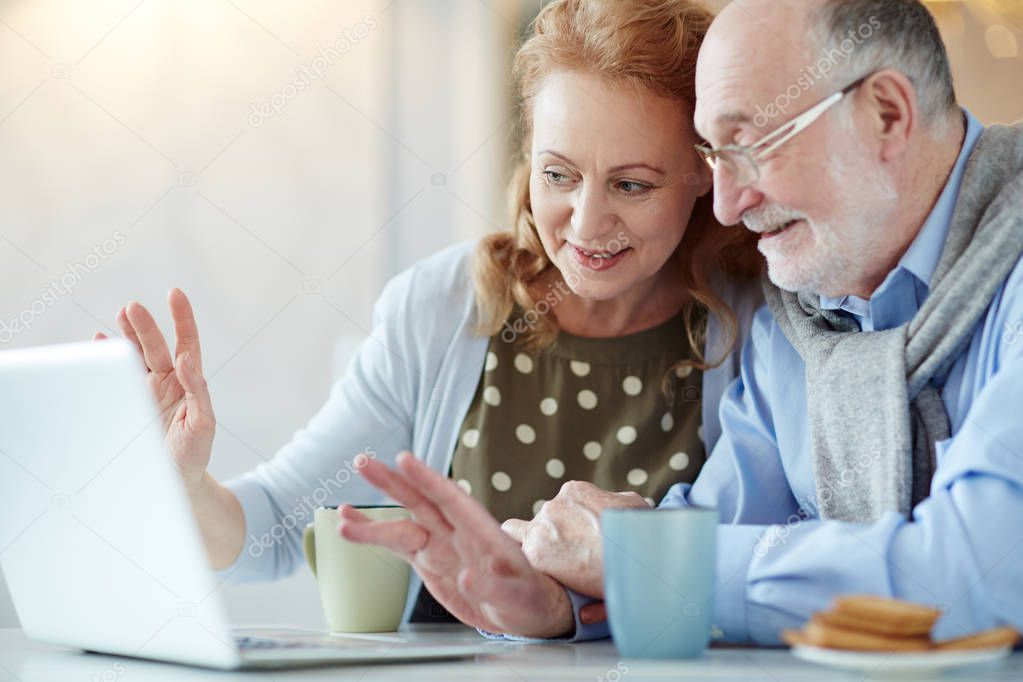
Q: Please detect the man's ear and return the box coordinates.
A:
[858,69,917,162]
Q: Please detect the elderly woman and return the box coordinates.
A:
[103,0,760,639]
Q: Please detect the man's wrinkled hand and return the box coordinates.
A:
[501,480,651,598]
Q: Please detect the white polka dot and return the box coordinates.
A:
[483,386,501,406]
[539,397,558,416]
[661,413,674,431]
[622,376,643,396]
[583,441,602,461]
[669,451,691,471]
[577,390,598,410]
[675,365,693,378]
[627,468,648,486]
[516,424,536,444]
[485,352,498,371]
[644,497,656,508]
[545,458,565,478]
[514,353,534,374]
[456,479,472,495]
[697,424,705,442]
[532,499,546,515]
[617,426,638,445]
[570,361,591,377]
[461,429,480,448]
[491,472,512,492]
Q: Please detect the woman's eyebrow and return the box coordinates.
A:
[607,162,665,175]
[538,150,664,176]
[537,150,576,165]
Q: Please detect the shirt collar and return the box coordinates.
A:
[820,108,985,314]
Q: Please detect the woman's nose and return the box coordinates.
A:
[570,185,616,239]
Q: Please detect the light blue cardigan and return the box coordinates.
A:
[221,240,762,627]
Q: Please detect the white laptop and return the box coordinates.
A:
[0,340,486,669]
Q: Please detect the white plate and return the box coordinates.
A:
[791,644,1012,679]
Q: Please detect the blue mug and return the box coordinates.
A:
[602,507,718,659]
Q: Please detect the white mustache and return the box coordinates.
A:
[742,205,807,234]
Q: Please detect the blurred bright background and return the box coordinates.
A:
[0,0,1020,630]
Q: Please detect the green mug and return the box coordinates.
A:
[302,506,412,633]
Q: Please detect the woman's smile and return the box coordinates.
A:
[567,242,634,271]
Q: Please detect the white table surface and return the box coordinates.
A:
[2,625,1022,681]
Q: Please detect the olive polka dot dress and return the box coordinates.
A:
[450,308,707,523]
[411,308,708,622]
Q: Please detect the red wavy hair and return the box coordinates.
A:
[473,0,761,368]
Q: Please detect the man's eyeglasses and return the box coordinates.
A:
[694,74,871,188]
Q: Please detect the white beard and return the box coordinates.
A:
[746,153,899,295]
[759,216,848,294]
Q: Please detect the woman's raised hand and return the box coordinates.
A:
[95,288,215,492]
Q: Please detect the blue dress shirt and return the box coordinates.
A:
[565,109,1023,646]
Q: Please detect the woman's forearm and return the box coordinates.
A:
[186,472,246,570]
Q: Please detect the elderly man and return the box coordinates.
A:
[340,0,1023,644]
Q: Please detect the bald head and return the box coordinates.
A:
[695,0,956,140]
[706,0,823,65]
[695,0,827,140]
[691,0,965,298]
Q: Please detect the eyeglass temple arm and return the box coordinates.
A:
[751,76,868,161]
[750,91,844,160]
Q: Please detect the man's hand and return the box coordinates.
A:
[338,452,575,639]
[501,481,651,598]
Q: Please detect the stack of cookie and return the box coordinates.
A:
[783,596,1020,652]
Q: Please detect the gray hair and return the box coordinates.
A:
[812,0,957,130]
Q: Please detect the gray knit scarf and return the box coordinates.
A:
[764,121,1023,523]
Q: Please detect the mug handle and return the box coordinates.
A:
[302,523,317,577]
